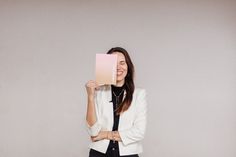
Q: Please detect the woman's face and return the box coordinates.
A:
[113,52,128,86]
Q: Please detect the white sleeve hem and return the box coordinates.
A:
[86,121,102,136]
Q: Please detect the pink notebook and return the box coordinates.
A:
[95,54,117,85]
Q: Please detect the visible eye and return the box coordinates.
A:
[120,61,126,65]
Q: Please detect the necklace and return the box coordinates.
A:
[112,88,125,109]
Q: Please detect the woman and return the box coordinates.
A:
[85,47,147,157]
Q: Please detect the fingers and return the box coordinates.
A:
[94,81,100,89]
[91,136,98,142]
[86,80,100,88]
[86,80,96,88]
[85,80,96,96]
[86,80,104,92]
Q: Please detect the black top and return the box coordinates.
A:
[106,84,125,156]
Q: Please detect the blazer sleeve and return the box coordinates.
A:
[119,89,147,146]
[85,93,102,136]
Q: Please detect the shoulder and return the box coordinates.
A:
[133,87,147,104]
[95,85,111,100]
[132,87,147,110]
[96,85,111,93]
[134,87,147,96]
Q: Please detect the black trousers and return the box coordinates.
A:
[89,149,139,157]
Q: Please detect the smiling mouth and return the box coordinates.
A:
[117,71,123,75]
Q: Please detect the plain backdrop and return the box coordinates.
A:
[0,0,236,157]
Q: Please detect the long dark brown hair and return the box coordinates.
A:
[107,47,135,114]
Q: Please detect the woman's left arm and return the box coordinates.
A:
[118,89,147,145]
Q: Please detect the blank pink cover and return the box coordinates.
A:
[95,54,117,85]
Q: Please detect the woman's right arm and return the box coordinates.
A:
[85,80,99,127]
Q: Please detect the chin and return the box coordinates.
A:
[117,76,125,80]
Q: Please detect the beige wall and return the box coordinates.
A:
[0,0,235,157]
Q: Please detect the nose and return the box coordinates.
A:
[117,63,121,69]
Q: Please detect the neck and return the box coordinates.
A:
[115,80,125,87]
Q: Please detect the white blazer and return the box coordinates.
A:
[86,85,147,156]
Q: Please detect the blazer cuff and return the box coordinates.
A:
[86,121,102,136]
[119,129,144,146]
[119,130,130,146]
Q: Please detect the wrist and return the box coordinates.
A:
[112,131,116,141]
[105,131,109,140]
[107,131,112,140]
[87,96,95,102]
